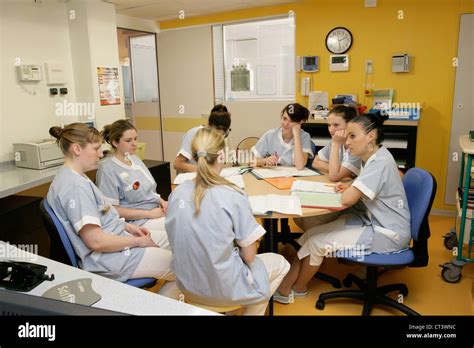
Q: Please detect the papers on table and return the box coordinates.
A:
[173,169,245,189]
[248,194,302,216]
[290,180,336,194]
[291,191,342,209]
[290,180,342,209]
[252,166,320,179]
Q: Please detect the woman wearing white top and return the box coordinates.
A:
[97,120,170,250]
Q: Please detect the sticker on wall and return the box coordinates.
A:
[97,67,121,106]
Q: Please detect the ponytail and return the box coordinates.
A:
[192,128,241,216]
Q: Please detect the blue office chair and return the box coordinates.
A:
[39,199,157,289]
[315,168,437,315]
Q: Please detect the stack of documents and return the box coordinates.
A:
[248,194,302,216]
[252,166,319,179]
[290,180,342,209]
[173,169,245,189]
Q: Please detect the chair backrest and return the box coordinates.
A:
[236,137,259,165]
[402,168,437,267]
[39,199,78,267]
[236,137,259,152]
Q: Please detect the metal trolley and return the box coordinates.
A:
[441,135,474,283]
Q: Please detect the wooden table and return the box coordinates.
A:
[242,171,346,252]
[242,171,346,315]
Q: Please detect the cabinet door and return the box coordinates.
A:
[445,14,474,205]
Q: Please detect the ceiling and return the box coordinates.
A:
[103,0,300,21]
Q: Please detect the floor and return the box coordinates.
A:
[273,215,474,315]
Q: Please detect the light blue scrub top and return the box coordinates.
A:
[317,139,361,176]
[349,146,411,254]
[165,180,270,306]
[176,125,204,166]
[252,127,313,166]
[47,167,144,282]
[96,155,160,226]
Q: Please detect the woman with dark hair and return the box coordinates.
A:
[273,114,411,304]
[173,104,231,174]
[252,103,312,170]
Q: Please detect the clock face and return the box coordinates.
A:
[325,27,353,54]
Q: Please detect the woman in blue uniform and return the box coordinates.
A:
[252,103,313,170]
[274,114,411,303]
[97,120,170,249]
[165,128,290,315]
[47,123,177,297]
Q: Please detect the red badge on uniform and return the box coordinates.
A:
[132,181,140,190]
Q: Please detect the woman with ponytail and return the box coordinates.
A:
[274,114,411,304]
[47,123,177,298]
[97,119,170,250]
[165,128,290,315]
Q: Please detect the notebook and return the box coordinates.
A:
[264,177,295,190]
[291,191,343,210]
[248,194,302,216]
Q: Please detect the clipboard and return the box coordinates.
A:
[264,177,295,190]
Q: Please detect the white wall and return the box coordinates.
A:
[116,14,160,33]
[0,0,127,162]
[84,0,125,130]
[1,0,77,162]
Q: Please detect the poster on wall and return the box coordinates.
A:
[97,67,121,106]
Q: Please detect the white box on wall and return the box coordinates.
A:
[44,61,66,85]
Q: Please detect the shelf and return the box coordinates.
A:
[382,139,408,149]
[311,137,330,147]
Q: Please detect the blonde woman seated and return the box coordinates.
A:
[165,128,290,315]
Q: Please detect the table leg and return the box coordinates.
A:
[262,218,279,316]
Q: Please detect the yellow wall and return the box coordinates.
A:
[160,0,474,211]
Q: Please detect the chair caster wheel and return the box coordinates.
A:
[315,300,325,310]
[441,264,462,283]
[342,277,352,288]
[443,230,457,250]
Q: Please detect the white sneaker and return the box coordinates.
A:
[273,291,292,304]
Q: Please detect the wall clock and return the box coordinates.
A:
[325,27,353,54]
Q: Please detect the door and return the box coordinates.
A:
[157,26,214,179]
[444,14,474,205]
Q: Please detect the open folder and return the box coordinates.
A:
[264,177,295,190]
[248,194,302,216]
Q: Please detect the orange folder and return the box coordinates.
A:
[264,177,295,190]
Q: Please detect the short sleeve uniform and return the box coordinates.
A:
[47,167,145,282]
[351,146,411,253]
[165,180,269,306]
[176,125,204,166]
[96,155,160,226]
[251,128,313,166]
[317,139,361,176]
